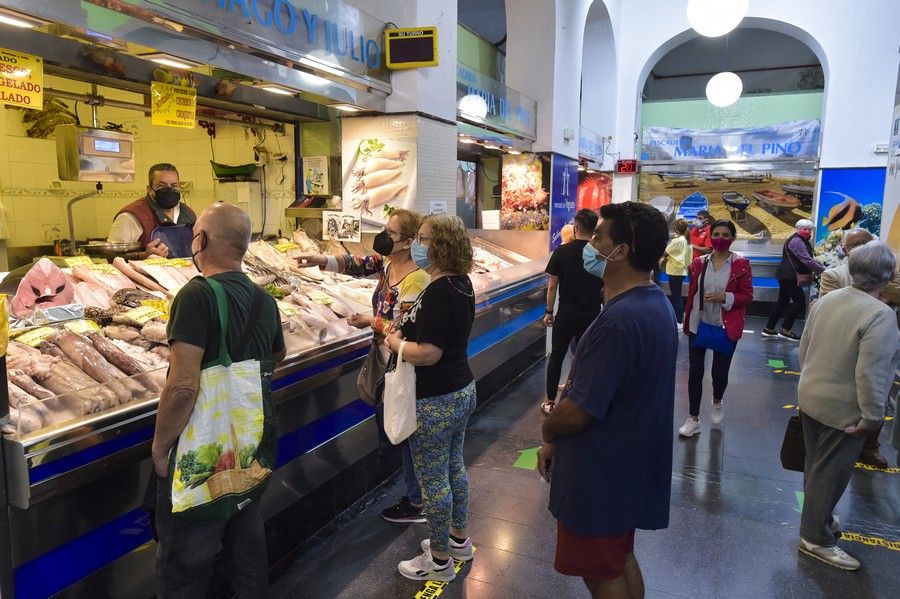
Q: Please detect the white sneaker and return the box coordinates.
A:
[711,402,725,425]
[830,515,841,535]
[421,537,474,562]
[798,538,859,571]
[678,417,701,438]
[398,548,456,582]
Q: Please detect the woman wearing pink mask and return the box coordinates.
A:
[762,219,826,341]
[679,220,754,438]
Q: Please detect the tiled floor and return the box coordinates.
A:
[271,317,899,599]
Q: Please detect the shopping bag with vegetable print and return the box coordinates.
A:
[168,279,276,519]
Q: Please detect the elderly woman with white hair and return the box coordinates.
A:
[763,219,827,340]
[797,241,900,571]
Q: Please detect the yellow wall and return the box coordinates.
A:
[0,75,297,251]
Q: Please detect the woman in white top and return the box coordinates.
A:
[662,218,692,324]
[797,241,899,571]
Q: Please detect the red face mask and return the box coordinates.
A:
[711,237,733,252]
[797,229,812,240]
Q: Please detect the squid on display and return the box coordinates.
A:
[352,158,404,176]
[352,169,402,193]
[368,149,409,161]
[352,183,408,214]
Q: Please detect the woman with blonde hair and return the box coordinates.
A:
[663,218,692,324]
[385,214,477,582]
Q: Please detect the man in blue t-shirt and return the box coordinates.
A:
[539,201,677,598]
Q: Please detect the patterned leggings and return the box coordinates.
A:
[408,381,477,553]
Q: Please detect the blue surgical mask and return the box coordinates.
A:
[411,240,431,270]
[582,242,618,278]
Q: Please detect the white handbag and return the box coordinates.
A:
[382,341,418,444]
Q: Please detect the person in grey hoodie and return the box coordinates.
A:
[797,241,899,571]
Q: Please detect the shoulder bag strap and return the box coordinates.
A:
[698,256,710,312]
[205,277,232,367]
[233,285,266,361]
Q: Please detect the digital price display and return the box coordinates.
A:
[385,27,438,70]
[94,139,120,153]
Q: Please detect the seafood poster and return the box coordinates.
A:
[303,156,328,195]
[637,167,814,256]
[577,172,612,211]
[322,211,361,243]
[0,47,43,110]
[501,153,549,230]
[342,117,417,226]
[814,168,886,251]
[150,81,197,129]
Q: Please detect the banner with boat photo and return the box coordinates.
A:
[638,120,820,255]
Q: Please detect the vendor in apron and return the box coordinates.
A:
[108,163,197,260]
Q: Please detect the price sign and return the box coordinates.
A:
[150,81,196,129]
[0,47,43,110]
[64,256,95,267]
[274,242,300,253]
[15,327,56,347]
[124,306,165,325]
[64,319,101,334]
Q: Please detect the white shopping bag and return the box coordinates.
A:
[383,341,417,444]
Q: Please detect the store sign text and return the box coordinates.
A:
[202,0,381,68]
[0,47,43,110]
[456,65,536,140]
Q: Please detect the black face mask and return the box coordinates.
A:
[373,230,396,256]
[153,187,181,210]
[191,231,207,271]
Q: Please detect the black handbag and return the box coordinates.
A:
[357,344,388,406]
[780,414,805,472]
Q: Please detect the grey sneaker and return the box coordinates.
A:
[711,402,725,425]
[798,538,859,570]
[678,417,701,438]
[421,537,474,562]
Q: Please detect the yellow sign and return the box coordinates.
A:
[15,327,56,348]
[0,295,8,357]
[276,301,300,317]
[274,242,300,253]
[64,319,102,335]
[140,299,170,319]
[0,47,43,110]
[124,305,165,325]
[63,256,95,268]
[150,81,196,129]
[167,258,193,268]
[90,263,120,275]
[385,26,438,70]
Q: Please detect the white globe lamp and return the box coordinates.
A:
[458,94,489,119]
[706,71,743,107]
[687,0,749,37]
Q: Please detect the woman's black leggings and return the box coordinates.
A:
[766,278,806,332]
[688,334,736,417]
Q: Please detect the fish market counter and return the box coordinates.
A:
[0,258,548,598]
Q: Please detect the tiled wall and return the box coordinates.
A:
[414,116,458,217]
[0,75,297,253]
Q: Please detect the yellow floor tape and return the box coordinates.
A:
[853,462,900,474]
[414,548,474,599]
[840,532,900,552]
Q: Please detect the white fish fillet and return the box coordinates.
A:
[71,265,134,295]
[130,261,183,292]
[73,281,112,309]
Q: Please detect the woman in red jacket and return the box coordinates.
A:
[679,220,754,438]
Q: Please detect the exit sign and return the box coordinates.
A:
[616,159,638,174]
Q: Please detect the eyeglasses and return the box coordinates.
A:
[415,234,432,244]
[385,227,407,239]
[152,183,181,191]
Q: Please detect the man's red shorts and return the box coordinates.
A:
[555,522,635,580]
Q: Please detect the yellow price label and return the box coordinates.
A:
[274,242,300,253]
[150,81,196,129]
[64,256,95,267]
[167,258,193,268]
[143,257,169,266]
[15,326,56,347]
[124,306,165,325]
[276,301,300,317]
[64,319,101,335]
[140,299,170,318]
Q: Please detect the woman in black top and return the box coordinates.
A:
[385,214,477,582]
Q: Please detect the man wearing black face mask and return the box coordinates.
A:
[108,163,197,259]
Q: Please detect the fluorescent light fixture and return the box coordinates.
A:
[458,137,476,144]
[333,104,361,112]
[586,169,596,173]
[298,71,330,87]
[483,144,500,150]
[140,52,201,70]
[0,8,47,28]
[258,84,296,96]
[577,165,586,172]
[508,150,522,155]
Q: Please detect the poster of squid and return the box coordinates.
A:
[342,117,418,227]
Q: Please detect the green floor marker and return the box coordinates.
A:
[513,447,540,470]
[794,491,804,513]
[769,359,786,369]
